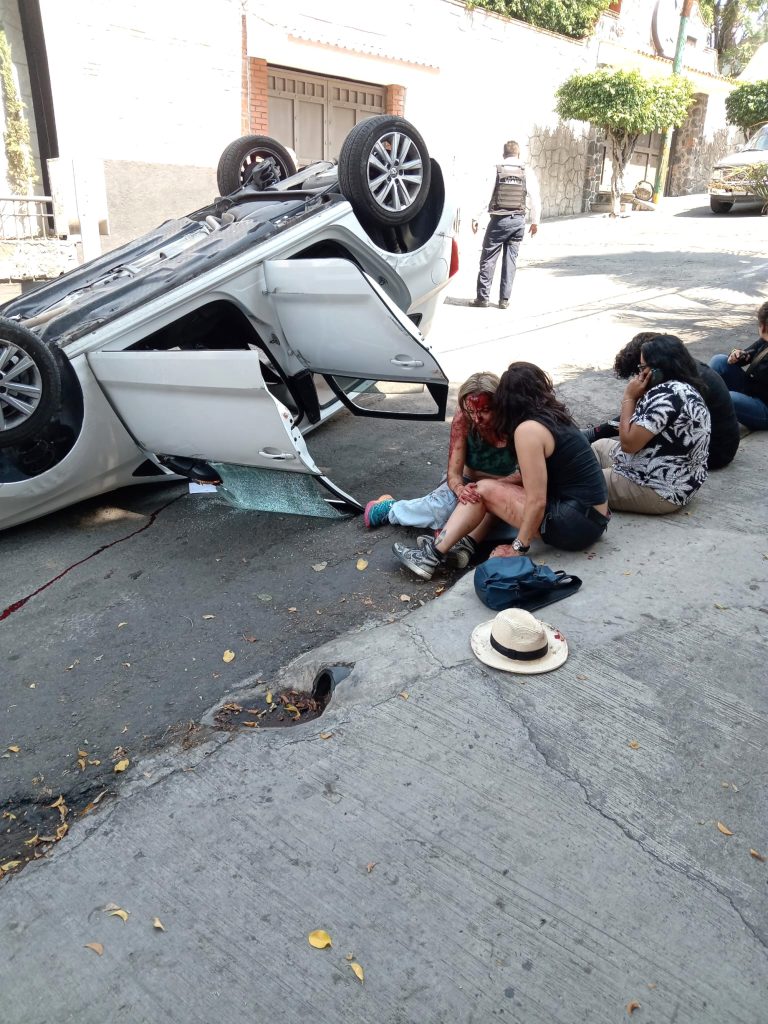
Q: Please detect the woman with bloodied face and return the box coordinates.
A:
[364,372,517,567]
[393,362,610,579]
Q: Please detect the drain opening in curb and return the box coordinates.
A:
[214,665,352,731]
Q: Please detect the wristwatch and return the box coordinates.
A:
[512,538,530,553]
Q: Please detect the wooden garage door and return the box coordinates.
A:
[268,68,386,165]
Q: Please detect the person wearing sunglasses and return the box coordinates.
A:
[590,334,711,514]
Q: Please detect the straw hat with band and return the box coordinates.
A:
[470,607,568,674]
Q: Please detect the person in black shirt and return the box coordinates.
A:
[708,301,768,431]
[392,362,609,579]
[585,332,740,469]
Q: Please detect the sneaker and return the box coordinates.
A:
[471,298,490,307]
[393,539,442,580]
[364,494,394,528]
[499,299,509,309]
[581,425,598,445]
[417,534,476,569]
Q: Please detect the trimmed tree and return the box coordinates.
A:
[555,68,695,215]
[725,80,768,138]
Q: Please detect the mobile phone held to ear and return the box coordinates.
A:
[648,367,664,386]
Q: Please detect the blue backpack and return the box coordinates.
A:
[474,556,582,612]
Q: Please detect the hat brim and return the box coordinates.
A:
[470,618,568,674]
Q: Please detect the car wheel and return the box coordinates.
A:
[710,196,734,214]
[338,115,432,227]
[216,135,298,195]
[0,318,62,448]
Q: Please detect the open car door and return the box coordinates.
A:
[262,258,448,420]
[87,348,362,512]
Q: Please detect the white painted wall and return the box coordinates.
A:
[39,0,242,166]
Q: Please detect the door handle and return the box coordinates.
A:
[258,450,296,461]
[390,358,424,368]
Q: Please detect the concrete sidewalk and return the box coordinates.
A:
[2,456,767,1022]
[2,196,767,1023]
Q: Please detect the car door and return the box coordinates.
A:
[262,258,448,420]
[87,348,320,474]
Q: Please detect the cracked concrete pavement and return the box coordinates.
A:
[1,195,767,1023]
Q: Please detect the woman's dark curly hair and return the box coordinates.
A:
[613,332,659,379]
[639,334,705,393]
[493,361,574,442]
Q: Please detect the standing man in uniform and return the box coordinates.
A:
[471,140,541,309]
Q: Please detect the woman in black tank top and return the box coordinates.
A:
[392,363,609,579]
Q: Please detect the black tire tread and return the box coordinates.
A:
[0,317,62,448]
[338,115,431,227]
[216,135,297,195]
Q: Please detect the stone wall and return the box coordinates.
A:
[529,122,596,216]
[669,92,734,196]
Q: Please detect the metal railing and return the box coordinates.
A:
[0,195,56,240]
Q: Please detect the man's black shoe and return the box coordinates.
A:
[471,298,490,307]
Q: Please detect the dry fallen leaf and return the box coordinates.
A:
[266,691,273,705]
[628,740,640,750]
[434,585,445,595]
[356,558,368,571]
[89,759,101,766]
[84,943,104,956]
[716,821,734,836]
[114,759,130,773]
[350,961,365,983]
[77,749,89,757]
[714,603,728,610]
[222,650,235,663]
[7,745,20,754]
[312,562,328,572]
[108,909,129,923]
[117,622,127,629]
[49,795,65,809]
[285,704,301,719]
[319,732,334,740]
[288,607,297,613]
[2,811,16,821]
[1,860,22,871]
[23,834,40,847]
[398,691,409,701]
[749,849,766,862]
[202,614,215,620]
[77,758,87,771]
[366,862,377,873]
[626,1001,641,1015]
[399,594,411,602]
[308,929,332,949]
[152,917,165,931]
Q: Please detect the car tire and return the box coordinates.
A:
[338,115,432,227]
[216,135,298,195]
[710,196,734,214]
[0,318,62,448]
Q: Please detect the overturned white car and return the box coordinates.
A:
[0,116,458,530]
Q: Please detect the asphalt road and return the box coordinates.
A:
[2,193,766,870]
[1,387,463,862]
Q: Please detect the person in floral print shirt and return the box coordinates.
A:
[591,334,711,514]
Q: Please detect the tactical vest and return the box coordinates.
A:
[489,161,527,215]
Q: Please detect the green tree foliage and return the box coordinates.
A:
[698,0,768,76]
[725,80,768,135]
[556,68,695,213]
[467,0,613,38]
[0,29,37,195]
